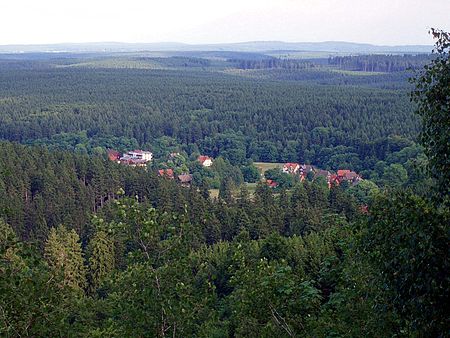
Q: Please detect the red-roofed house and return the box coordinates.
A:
[282,163,300,174]
[158,169,174,179]
[337,170,351,177]
[266,179,279,188]
[330,174,339,186]
[334,169,362,185]
[107,149,120,162]
[198,155,213,167]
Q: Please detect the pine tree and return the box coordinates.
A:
[87,230,115,294]
[44,225,87,291]
[219,177,234,204]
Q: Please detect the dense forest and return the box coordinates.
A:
[0,30,449,337]
[328,54,433,72]
[231,58,313,70]
[0,56,420,173]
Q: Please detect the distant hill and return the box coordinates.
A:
[0,41,432,54]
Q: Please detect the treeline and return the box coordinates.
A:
[231,58,313,70]
[245,68,413,89]
[328,54,432,72]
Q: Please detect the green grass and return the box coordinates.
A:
[254,162,283,175]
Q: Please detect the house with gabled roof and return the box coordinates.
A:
[107,149,121,162]
[334,169,362,185]
[198,155,213,167]
[177,174,193,187]
[282,163,300,174]
[158,168,175,179]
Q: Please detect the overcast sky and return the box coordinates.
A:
[1,0,449,45]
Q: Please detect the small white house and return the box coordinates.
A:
[198,155,213,167]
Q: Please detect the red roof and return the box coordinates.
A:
[345,172,359,180]
[266,179,278,188]
[107,149,120,161]
[284,162,299,168]
[335,170,361,183]
[337,169,351,177]
[198,155,212,164]
[158,169,174,179]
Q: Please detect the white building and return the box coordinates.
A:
[125,150,153,162]
[198,155,213,167]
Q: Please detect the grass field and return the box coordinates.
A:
[254,162,283,176]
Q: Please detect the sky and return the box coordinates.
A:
[0,0,449,46]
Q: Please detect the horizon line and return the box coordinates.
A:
[0,40,433,48]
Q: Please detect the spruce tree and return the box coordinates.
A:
[44,225,87,291]
[87,230,115,294]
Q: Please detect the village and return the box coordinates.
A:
[280,162,362,188]
[107,149,363,192]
